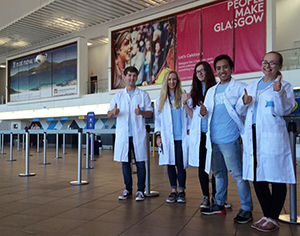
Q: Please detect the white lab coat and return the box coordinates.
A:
[155,96,189,168]
[236,76,296,184]
[108,88,153,162]
[203,78,246,174]
[188,103,202,167]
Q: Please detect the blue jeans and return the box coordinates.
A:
[211,139,253,211]
[122,137,145,193]
[168,140,186,191]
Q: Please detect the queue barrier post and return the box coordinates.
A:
[6,132,16,162]
[62,133,67,154]
[36,133,41,153]
[19,131,35,177]
[70,128,89,185]
[279,121,300,224]
[90,132,96,162]
[40,132,50,165]
[17,134,20,152]
[54,133,62,159]
[22,134,25,150]
[83,132,93,169]
[1,133,6,155]
[144,125,159,197]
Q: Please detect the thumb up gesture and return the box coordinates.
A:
[113,103,120,116]
[200,101,207,116]
[135,104,141,116]
[273,75,282,92]
[243,89,252,105]
[183,90,191,104]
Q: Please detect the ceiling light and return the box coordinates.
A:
[0,37,10,45]
[11,41,29,47]
[87,42,92,46]
[46,17,86,31]
[0,64,6,68]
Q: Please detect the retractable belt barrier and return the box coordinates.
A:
[0,129,157,191]
[279,121,300,224]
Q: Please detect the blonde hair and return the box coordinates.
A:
[158,70,182,113]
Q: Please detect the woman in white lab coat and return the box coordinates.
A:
[183,61,217,209]
[155,70,189,203]
[236,51,295,233]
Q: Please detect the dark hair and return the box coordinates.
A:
[214,54,234,70]
[265,51,283,66]
[190,61,216,108]
[124,66,138,75]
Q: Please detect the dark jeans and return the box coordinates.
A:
[168,140,186,191]
[122,137,145,193]
[199,132,216,197]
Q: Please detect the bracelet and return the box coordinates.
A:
[156,134,161,137]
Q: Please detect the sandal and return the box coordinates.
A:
[251,216,267,230]
[255,218,279,233]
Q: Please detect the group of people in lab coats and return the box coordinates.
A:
[107,51,295,233]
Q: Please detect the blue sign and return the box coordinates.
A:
[87,112,95,129]
[286,89,300,118]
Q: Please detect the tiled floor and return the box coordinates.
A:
[0,146,299,236]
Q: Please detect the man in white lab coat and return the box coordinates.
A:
[107,66,153,201]
[200,55,253,224]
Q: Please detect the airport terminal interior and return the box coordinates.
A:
[0,0,300,235]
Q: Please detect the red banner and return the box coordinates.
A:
[176,9,201,81]
[202,1,233,70]
[201,0,266,73]
[234,0,266,73]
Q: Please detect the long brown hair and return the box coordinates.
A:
[190,61,216,108]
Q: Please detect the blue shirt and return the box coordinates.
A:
[252,79,274,124]
[210,83,239,144]
[201,85,208,133]
[170,93,182,140]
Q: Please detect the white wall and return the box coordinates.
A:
[276,0,300,50]
[88,44,109,91]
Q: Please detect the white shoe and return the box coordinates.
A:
[118,190,132,200]
[135,191,145,201]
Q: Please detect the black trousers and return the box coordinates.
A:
[199,132,216,197]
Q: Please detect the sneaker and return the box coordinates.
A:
[211,197,231,209]
[135,191,145,201]
[166,192,178,203]
[177,191,186,203]
[200,196,210,209]
[201,203,226,215]
[234,209,253,224]
[118,190,132,200]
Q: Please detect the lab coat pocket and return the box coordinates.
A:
[262,100,275,115]
[261,128,285,155]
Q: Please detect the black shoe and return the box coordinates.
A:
[234,209,253,224]
[166,192,178,203]
[177,191,186,203]
[201,204,226,215]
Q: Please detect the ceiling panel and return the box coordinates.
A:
[0,0,175,56]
